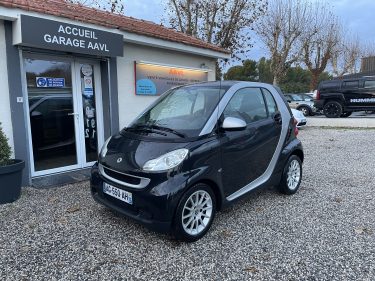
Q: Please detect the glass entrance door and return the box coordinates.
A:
[75,62,103,166]
[24,56,103,176]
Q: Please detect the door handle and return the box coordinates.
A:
[68,113,79,116]
[273,112,282,125]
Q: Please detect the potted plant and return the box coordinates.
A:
[0,122,25,204]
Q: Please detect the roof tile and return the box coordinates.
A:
[0,0,229,54]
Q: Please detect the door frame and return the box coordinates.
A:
[72,60,105,169]
[23,53,104,177]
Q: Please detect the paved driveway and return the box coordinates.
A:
[1,128,374,280]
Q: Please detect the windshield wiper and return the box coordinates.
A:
[129,124,186,138]
[125,126,167,136]
[148,125,186,138]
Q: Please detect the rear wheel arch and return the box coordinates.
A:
[323,98,343,106]
[291,149,304,163]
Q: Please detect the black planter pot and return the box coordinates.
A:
[0,159,25,204]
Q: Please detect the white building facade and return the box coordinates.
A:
[0,1,229,186]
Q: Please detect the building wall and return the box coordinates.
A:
[116,43,217,128]
[0,20,14,157]
[361,56,375,73]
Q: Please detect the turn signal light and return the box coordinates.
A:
[315,90,320,100]
[293,118,299,137]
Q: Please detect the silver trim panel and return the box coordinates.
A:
[199,82,290,201]
[99,163,150,189]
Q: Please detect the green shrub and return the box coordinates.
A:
[0,123,12,165]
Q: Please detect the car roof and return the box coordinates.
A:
[183,80,278,89]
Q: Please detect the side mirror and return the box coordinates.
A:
[31,111,42,117]
[221,117,247,130]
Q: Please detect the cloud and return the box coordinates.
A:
[125,0,164,23]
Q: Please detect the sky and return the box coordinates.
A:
[123,0,375,65]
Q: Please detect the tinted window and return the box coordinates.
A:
[300,94,312,100]
[343,81,359,88]
[289,94,303,101]
[319,81,340,90]
[223,88,267,124]
[262,89,278,115]
[364,80,375,88]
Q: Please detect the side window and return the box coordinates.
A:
[343,81,359,88]
[262,89,278,116]
[223,88,267,124]
[364,80,375,88]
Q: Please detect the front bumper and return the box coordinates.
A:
[90,163,189,233]
[91,191,171,233]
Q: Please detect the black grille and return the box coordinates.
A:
[103,166,141,185]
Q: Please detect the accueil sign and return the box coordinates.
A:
[16,15,123,57]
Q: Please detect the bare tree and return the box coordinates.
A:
[254,0,313,85]
[361,41,375,58]
[302,3,340,90]
[331,34,361,77]
[164,0,267,60]
[66,0,125,14]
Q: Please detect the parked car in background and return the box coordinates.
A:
[285,93,317,116]
[291,108,307,128]
[315,78,375,118]
[29,94,75,152]
[91,81,304,242]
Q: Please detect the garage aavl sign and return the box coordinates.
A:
[17,15,123,57]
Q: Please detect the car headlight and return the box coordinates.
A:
[100,137,112,158]
[143,148,189,171]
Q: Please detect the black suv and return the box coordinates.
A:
[315,78,375,118]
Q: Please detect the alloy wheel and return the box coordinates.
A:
[182,190,213,236]
[324,102,342,118]
[300,107,309,116]
[287,159,301,191]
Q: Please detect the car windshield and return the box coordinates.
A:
[127,85,226,138]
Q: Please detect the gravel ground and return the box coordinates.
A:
[1,128,375,281]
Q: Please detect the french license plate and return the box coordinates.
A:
[103,182,133,205]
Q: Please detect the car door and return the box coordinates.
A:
[220,87,282,197]
[342,80,361,107]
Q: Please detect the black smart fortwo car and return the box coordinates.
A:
[91,81,304,242]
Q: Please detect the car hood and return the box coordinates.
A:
[99,132,189,173]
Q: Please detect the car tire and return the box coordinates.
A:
[323,101,343,118]
[279,155,302,195]
[341,112,352,118]
[298,105,311,116]
[173,183,216,242]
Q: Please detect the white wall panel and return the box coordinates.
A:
[117,43,217,128]
[0,20,14,156]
